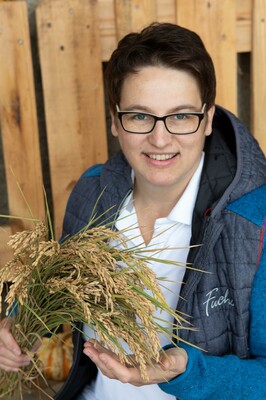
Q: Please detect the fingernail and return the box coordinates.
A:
[84,349,93,359]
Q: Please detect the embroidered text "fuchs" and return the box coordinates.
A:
[203,288,234,317]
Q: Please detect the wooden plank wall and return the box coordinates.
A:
[177,0,237,113]
[0,2,45,231]
[252,0,266,152]
[36,0,108,238]
[0,0,265,265]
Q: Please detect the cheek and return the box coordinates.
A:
[178,135,205,153]
[119,136,138,151]
[118,135,146,157]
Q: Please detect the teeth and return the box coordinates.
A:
[149,154,174,161]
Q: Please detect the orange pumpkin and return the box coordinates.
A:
[37,331,74,381]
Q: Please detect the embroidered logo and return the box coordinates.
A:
[203,288,234,317]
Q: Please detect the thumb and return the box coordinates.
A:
[160,347,188,375]
[160,353,175,371]
[0,317,21,356]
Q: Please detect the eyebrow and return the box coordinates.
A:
[120,104,201,113]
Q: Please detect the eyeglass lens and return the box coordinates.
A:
[121,112,201,134]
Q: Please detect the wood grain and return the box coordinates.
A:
[97,0,252,61]
[176,0,237,114]
[114,0,157,40]
[0,227,13,269]
[36,0,108,238]
[252,0,266,154]
[0,1,45,233]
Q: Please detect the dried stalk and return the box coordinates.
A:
[0,221,192,398]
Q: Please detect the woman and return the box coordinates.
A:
[1,23,265,400]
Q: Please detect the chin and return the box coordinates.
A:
[147,178,176,187]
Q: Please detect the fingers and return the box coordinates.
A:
[84,340,119,359]
[83,340,188,386]
[0,317,30,372]
[84,341,139,383]
[0,318,20,355]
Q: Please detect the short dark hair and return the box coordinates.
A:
[105,22,216,113]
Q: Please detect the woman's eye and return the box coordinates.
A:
[134,113,148,121]
[174,113,187,120]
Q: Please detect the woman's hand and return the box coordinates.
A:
[0,317,30,372]
[83,340,188,386]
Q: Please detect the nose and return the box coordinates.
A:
[148,120,172,147]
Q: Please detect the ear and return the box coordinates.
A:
[204,105,215,137]
[110,112,119,137]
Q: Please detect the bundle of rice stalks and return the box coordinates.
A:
[0,220,191,399]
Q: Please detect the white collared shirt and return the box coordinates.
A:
[82,153,205,400]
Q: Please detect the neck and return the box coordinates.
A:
[133,184,184,245]
[133,181,185,219]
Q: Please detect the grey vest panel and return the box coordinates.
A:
[178,209,260,359]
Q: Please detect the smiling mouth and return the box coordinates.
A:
[147,153,177,161]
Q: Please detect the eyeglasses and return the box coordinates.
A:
[116,104,206,135]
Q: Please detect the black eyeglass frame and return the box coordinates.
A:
[116,104,206,135]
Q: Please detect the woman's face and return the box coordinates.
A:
[111,66,215,195]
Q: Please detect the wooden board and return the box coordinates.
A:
[0,227,13,269]
[0,1,45,233]
[236,0,252,52]
[97,0,252,61]
[252,0,266,154]
[176,0,237,114]
[36,0,108,238]
[114,0,157,40]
